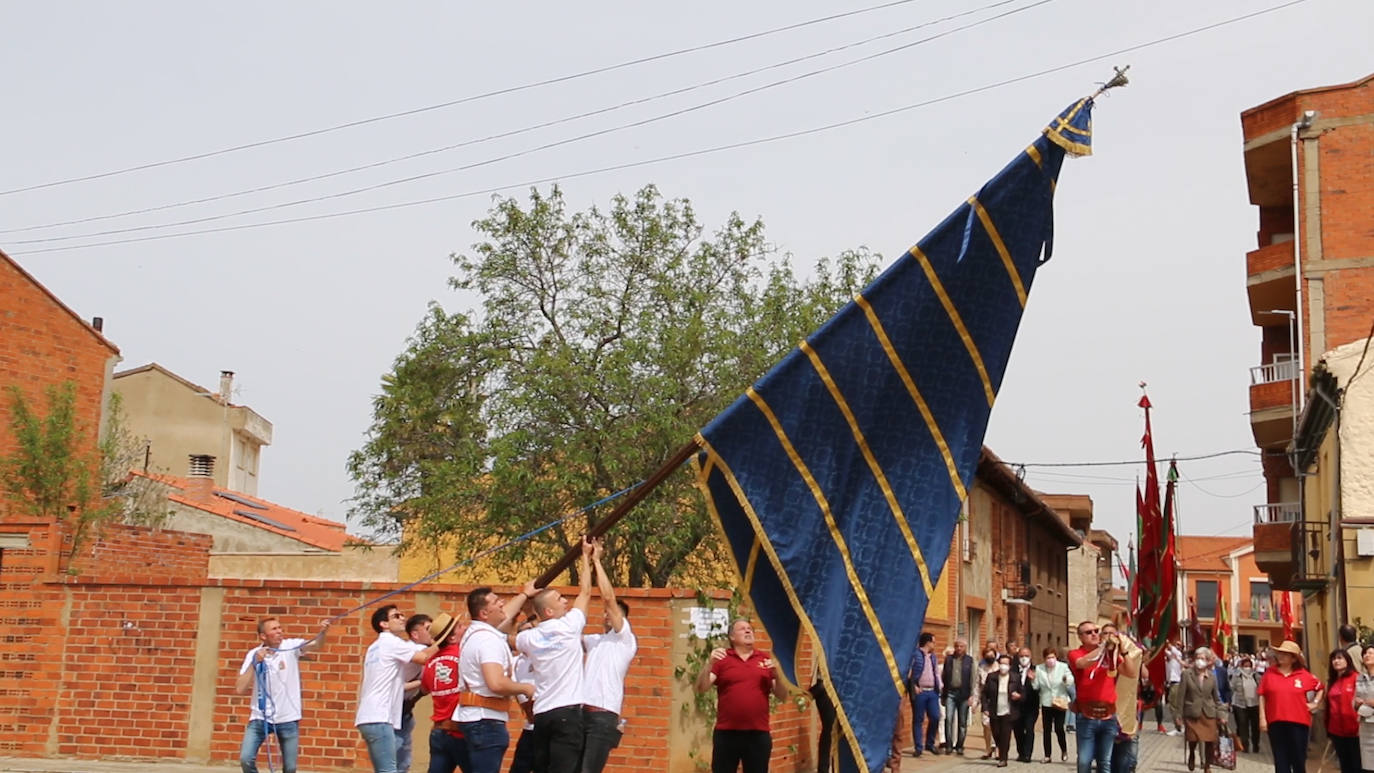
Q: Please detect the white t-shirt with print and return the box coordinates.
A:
[456,621,515,723]
[517,607,587,715]
[240,638,308,723]
[354,633,424,729]
[582,619,637,715]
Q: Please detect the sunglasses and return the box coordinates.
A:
[1079,628,1100,635]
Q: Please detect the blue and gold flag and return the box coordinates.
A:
[695,98,1094,772]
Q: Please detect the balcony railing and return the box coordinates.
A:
[1251,359,1299,385]
[1254,502,1301,523]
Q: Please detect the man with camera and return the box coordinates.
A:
[1069,620,1140,773]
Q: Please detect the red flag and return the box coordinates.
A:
[1134,394,1163,644]
[1187,597,1205,649]
[1156,461,1180,648]
[1279,591,1295,642]
[1211,582,1232,654]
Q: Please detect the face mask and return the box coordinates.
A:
[1195,659,1209,670]
[985,656,996,664]
[1045,657,1057,668]
[1020,657,1031,667]
[998,663,1010,674]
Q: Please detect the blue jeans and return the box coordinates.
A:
[1111,733,1138,773]
[457,719,510,773]
[910,690,940,752]
[358,721,399,773]
[428,727,470,773]
[943,695,970,751]
[240,720,299,773]
[396,712,416,773]
[1075,715,1118,773]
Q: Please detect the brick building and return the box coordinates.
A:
[1244,73,1374,659]
[1175,535,1301,654]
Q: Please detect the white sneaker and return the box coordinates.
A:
[1166,730,1181,737]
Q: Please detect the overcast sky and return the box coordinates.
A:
[3,0,1368,556]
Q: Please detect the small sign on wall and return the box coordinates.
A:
[687,607,729,639]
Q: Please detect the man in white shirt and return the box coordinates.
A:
[234,616,331,773]
[581,539,637,773]
[397,613,433,773]
[517,539,594,773]
[355,605,440,773]
[456,585,536,773]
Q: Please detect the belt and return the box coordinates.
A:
[457,692,512,712]
[1079,701,1115,720]
[435,719,465,734]
[584,705,616,714]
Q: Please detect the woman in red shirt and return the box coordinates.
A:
[1259,641,1325,773]
[1325,649,1361,773]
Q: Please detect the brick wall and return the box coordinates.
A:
[1,520,823,771]
[0,251,119,520]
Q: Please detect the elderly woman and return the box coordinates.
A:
[1259,640,1325,773]
[1229,655,1262,754]
[1033,646,1073,763]
[1354,645,1374,773]
[1171,646,1224,773]
[981,654,1024,768]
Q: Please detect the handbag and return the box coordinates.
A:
[1052,695,1070,710]
[1212,724,1237,770]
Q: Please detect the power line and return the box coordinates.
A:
[1008,449,1262,468]
[7,0,1310,257]
[0,0,1026,236]
[6,0,1054,247]
[0,0,932,197]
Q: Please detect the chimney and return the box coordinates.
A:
[219,371,234,404]
[91,317,104,332]
[187,455,216,502]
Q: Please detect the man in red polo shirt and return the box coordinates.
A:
[1068,620,1138,773]
[695,619,788,773]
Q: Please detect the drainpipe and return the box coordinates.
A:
[1290,110,1315,411]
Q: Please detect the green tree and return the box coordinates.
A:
[348,184,878,586]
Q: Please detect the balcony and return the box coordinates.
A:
[1253,518,1330,592]
[1250,358,1298,447]
[1247,243,1297,325]
[1254,502,1301,523]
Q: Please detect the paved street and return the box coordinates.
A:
[0,729,1306,773]
[898,726,1284,773]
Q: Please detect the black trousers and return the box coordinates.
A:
[1014,703,1039,761]
[1329,734,1361,773]
[990,714,1015,764]
[1041,706,1067,757]
[811,684,837,773]
[507,727,536,773]
[1267,720,1309,773]
[712,729,772,773]
[580,709,622,773]
[1232,706,1260,754]
[532,705,584,773]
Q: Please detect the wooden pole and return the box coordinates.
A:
[534,437,702,587]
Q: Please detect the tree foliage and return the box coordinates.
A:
[348,185,879,586]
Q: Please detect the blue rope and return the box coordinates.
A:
[269,479,642,654]
[244,479,645,773]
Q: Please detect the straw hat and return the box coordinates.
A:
[429,612,459,645]
[1270,640,1305,663]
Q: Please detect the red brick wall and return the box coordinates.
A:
[2,521,821,771]
[0,252,118,519]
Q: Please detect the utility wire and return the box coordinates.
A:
[6,0,1053,247]
[7,0,1310,257]
[0,0,1025,236]
[0,0,931,197]
[1009,449,1262,468]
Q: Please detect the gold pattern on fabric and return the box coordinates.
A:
[968,196,1028,308]
[799,340,936,598]
[907,246,996,407]
[743,387,905,697]
[742,537,762,593]
[853,294,969,503]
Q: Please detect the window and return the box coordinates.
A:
[1250,582,1273,620]
[1196,581,1218,618]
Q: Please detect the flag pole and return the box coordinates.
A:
[534,438,702,587]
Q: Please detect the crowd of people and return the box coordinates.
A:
[227,562,1374,773]
[234,537,638,773]
[887,622,1374,773]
